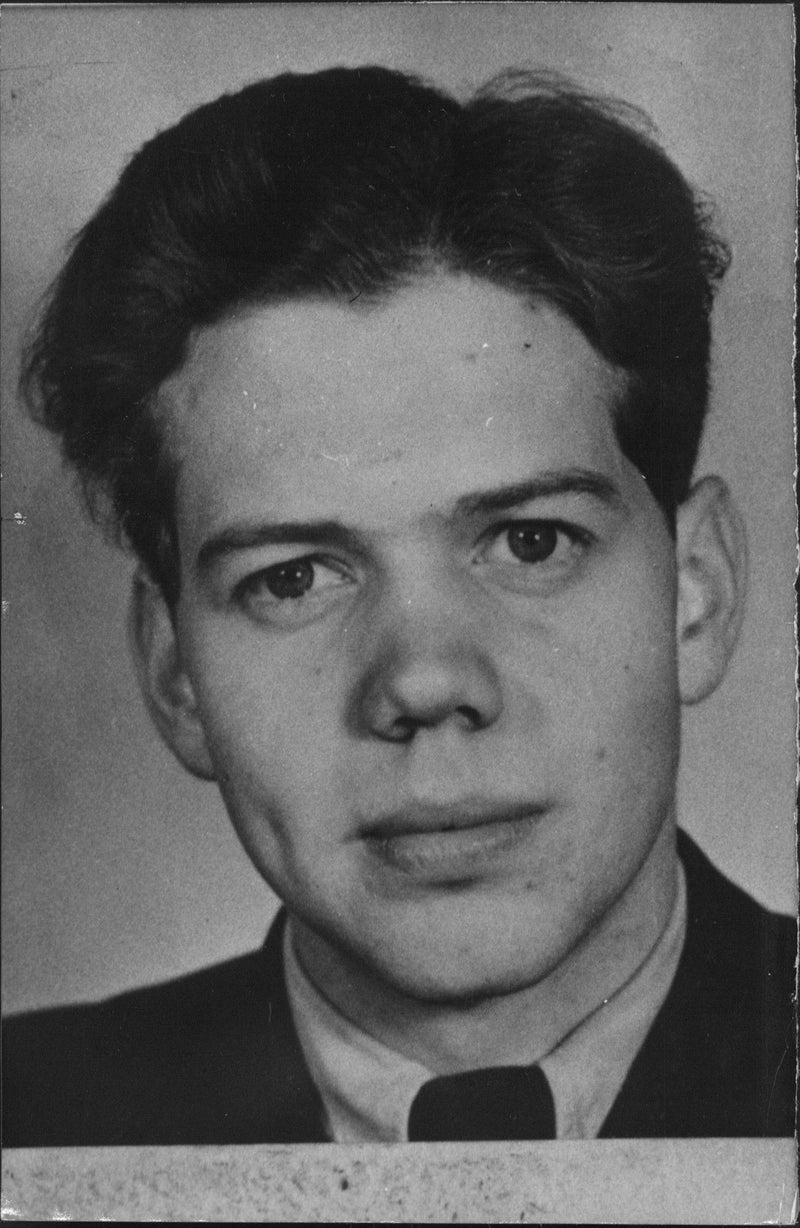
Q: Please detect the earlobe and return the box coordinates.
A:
[128,570,217,781]
[675,476,747,705]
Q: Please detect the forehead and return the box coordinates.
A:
[158,274,632,536]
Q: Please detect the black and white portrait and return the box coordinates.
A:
[2,4,795,1221]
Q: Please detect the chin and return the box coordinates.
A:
[410,968,548,1008]
[365,931,562,1007]
[397,962,557,1009]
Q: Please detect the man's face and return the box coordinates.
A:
[158,274,681,1004]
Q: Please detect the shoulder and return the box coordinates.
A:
[680,831,796,1125]
[677,828,796,997]
[3,941,272,1060]
[604,831,796,1138]
[2,911,322,1146]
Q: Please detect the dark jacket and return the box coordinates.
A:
[3,832,795,1145]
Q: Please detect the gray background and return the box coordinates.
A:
[2,3,796,1014]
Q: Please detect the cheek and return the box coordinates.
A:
[183,651,345,892]
[178,627,284,778]
[185,614,307,727]
[184,630,352,816]
[522,562,680,770]
[581,597,681,801]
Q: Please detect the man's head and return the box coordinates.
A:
[23,66,729,606]
[21,67,746,1025]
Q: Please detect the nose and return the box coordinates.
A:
[352,588,504,742]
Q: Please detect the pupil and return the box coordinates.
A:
[265,559,315,600]
[507,524,557,563]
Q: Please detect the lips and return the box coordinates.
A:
[361,800,547,878]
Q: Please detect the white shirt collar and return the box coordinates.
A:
[284,864,687,1142]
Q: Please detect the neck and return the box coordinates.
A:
[291,819,678,1074]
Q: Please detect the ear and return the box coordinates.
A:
[675,476,747,706]
[128,569,217,780]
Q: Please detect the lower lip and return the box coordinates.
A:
[367,812,543,879]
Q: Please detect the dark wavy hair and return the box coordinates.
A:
[20,66,730,605]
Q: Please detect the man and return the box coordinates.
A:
[3,66,795,1145]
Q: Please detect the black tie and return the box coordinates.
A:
[407,1064,556,1141]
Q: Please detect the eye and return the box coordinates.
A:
[504,523,560,564]
[233,555,354,626]
[476,519,594,590]
[259,558,316,600]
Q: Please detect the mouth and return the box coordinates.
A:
[360,801,548,879]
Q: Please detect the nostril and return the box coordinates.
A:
[391,716,419,743]
[389,705,484,741]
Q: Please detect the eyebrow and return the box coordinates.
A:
[454,467,626,517]
[196,467,625,575]
[197,521,363,575]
